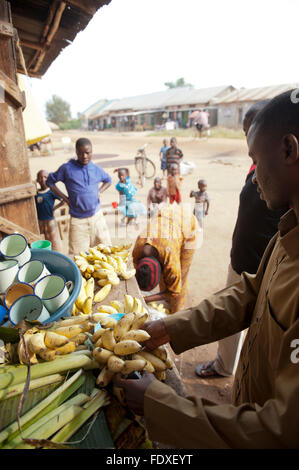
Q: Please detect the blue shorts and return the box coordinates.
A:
[161,158,167,170]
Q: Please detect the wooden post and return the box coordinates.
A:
[0,1,41,241]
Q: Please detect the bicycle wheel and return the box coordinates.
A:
[134,156,143,175]
[134,157,146,187]
[144,158,156,179]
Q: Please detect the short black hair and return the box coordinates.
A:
[75,138,92,149]
[251,90,299,140]
[243,99,271,125]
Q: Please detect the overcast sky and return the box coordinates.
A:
[29,0,299,118]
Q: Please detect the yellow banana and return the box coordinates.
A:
[91,312,110,323]
[85,278,95,299]
[83,296,93,315]
[121,329,151,343]
[98,305,118,315]
[107,355,125,373]
[138,351,166,371]
[110,300,124,313]
[28,332,47,355]
[97,279,110,287]
[132,297,143,314]
[93,283,112,303]
[102,328,116,351]
[113,312,135,342]
[55,342,76,356]
[93,347,114,364]
[131,312,149,330]
[113,340,142,356]
[121,359,146,375]
[39,349,56,361]
[107,272,120,286]
[96,367,114,387]
[44,331,69,349]
[124,294,134,313]
[133,354,155,373]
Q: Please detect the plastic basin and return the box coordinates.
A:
[30,249,81,324]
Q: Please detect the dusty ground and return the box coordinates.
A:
[29,129,250,404]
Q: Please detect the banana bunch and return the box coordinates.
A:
[74,243,136,284]
[149,302,171,315]
[17,316,94,364]
[91,304,173,387]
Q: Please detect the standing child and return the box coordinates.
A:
[190,179,210,229]
[159,139,170,178]
[165,137,183,174]
[167,163,183,204]
[115,168,146,225]
[35,170,64,252]
[147,177,168,216]
[46,138,112,254]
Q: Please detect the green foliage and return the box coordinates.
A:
[59,118,82,130]
[164,77,194,89]
[46,95,71,124]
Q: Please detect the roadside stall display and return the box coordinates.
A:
[0,236,182,449]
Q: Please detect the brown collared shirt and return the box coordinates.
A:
[144,209,299,448]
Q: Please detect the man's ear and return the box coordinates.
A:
[283,134,299,165]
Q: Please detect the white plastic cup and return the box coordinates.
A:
[0,259,19,294]
[34,274,73,314]
[0,234,31,267]
[17,260,50,286]
[9,294,50,325]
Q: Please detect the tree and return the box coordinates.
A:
[46,95,71,124]
[164,77,194,89]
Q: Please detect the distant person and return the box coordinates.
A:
[147,177,168,216]
[196,99,288,379]
[115,167,146,226]
[165,137,183,174]
[35,169,64,252]
[159,139,170,178]
[195,109,210,137]
[190,179,210,229]
[167,163,183,205]
[46,137,112,254]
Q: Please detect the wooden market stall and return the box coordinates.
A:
[0,0,111,242]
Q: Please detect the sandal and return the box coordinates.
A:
[195,360,222,378]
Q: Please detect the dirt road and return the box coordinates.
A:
[29,130,250,403]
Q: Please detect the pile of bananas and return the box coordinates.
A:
[17,315,94,364]
[91,294,173,386]
[73,243,136,317]
[74,243,135,283]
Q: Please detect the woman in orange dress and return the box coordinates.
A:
[132,205,198,313]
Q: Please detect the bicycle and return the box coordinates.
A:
[134,143,156,187]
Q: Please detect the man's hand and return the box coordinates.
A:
[142,320,170,351]
[113,371,155,416]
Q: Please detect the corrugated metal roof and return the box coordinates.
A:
[89,99,119,119]
[213,83,299,104]
[89,85,233,118]
[82,99,107,118]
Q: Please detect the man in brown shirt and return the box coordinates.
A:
[114,90,299,448]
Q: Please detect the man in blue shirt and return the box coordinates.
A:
[46,138,112,254]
